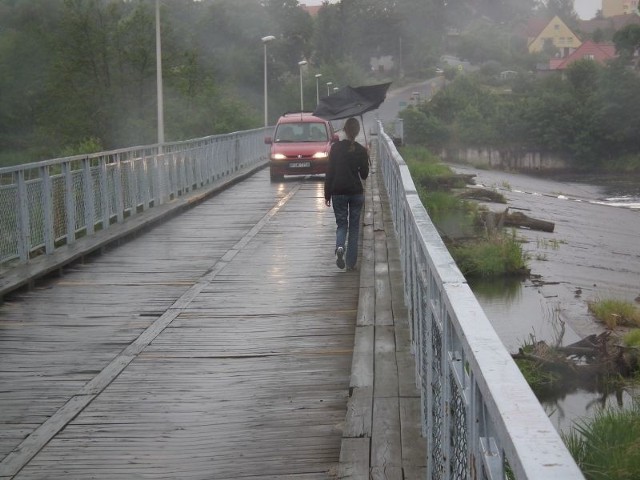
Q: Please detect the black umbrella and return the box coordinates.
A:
[312,82,392,121]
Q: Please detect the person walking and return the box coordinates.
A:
[324,117,370,271]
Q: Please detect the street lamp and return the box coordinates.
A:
[261,35,275,127]
[298,60,307,111]
[315,73,322,104]
[155,0,164,146]
[326,81,333,96]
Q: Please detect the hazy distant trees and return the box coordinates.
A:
[0,0,579,165]
[400,60,640,168]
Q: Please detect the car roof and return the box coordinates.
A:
[277,112,328,124]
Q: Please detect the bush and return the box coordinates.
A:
[451,230,527,277]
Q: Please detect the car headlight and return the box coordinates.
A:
[312,152,328,159]
[271,153,287,160]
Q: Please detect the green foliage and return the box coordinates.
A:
[451,230,527,277]
[587,298,640,329]
[57,137,103,158]
[563,402,640,480]
[402,57,640,169]
[515,357,562,394]
[623,329,640,348]
[613,24,640,59]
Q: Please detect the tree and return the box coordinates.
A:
[613,24,640,60]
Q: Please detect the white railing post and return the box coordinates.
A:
[63,161,76,245]
[82,158,95,235]
[16,170,31,262]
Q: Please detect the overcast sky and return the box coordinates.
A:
[574,0,601,19]
[300,0,602,20]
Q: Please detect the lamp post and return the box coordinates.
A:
[314,73,322,104]
[298,60,307,111]
[261,35,275,127]
[326,81,333,96]
[155,0,164,146]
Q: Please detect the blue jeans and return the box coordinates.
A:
[332,194,365,268]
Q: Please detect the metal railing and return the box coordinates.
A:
[375,122,585,479]
[0,128,269,270]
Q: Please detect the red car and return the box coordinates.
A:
[265,112,338,182]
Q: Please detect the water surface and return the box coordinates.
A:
[452,166,640,432]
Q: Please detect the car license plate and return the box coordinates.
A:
[289,161,311,168]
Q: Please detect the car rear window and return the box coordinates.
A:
[275,122,328,143]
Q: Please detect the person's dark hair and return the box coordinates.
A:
[344,117,360,152]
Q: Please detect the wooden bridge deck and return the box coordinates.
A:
[0,161,425,479]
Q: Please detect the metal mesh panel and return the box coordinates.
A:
[450,372,468,479]
[0,184,19,264]
[431,317,444,479]
[121,161,134,212]
[26,178,45,250]
[72,169,86,231]
[91,164,103,227]
[133,158,146,208]
[105,163,116,221]
[51,174,67,240]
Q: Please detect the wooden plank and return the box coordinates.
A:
[338,437,370,480]
[343,386,373,439]
[0,173,360,478]
[370,397,402,470]
[400,397,428,468]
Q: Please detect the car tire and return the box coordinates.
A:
[270,169,284,183]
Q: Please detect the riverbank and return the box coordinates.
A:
[447,163,640,432]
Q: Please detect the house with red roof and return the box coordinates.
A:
[299,4,322,16]
[551,40,617,69]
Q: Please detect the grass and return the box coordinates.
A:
[563,402,640,480]
[402,145,528,278]
[587,298,640,329]
[401,145,468,190]
[450,229,527,277]
[623,329,640,347]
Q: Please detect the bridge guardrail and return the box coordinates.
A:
[375,121,584,479]
[0,128,270,272]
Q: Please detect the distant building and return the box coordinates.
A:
[370,55,394,72]
[602,0,640,17]
[578,12,640,36]
[299,4,322,16]
[527,15,582,57]
[549,40,617,70]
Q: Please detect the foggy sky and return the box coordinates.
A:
[301,0,603,20]
[574,0,601,19]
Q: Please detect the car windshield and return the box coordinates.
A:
[275,122,328,142]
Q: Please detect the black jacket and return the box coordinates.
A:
[324,140,369,201]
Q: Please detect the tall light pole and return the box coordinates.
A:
[326,81,333,96]
[315,73,322,104]
[155,0,164,146]
[261,35,275,127]
[298,60,307,111]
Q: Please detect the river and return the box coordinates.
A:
[371,80,640,433]
[448,165,640,432]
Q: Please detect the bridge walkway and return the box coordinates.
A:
[0,161,425,479]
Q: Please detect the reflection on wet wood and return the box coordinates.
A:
[0,173,359,478]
